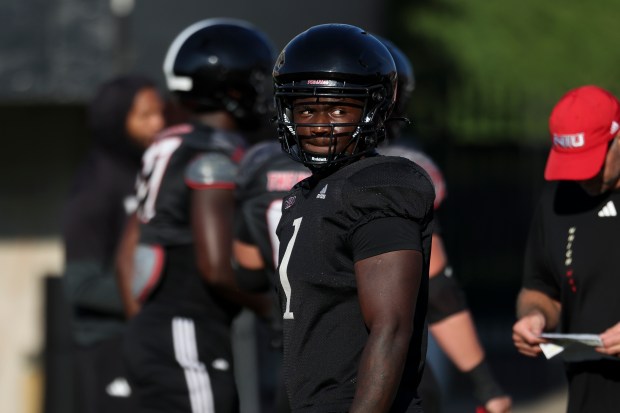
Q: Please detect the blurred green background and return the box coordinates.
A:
[388,0,620,145]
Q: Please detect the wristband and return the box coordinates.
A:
[466,359,505,404]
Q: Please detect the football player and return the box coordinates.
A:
[115,19,275,413]
[378,38,512,413]
[271,24,435,412]
[233,140,310,412]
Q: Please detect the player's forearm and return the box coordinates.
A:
[516,288,561,331]
[430,310,484,372]
[115,214,141,317]
[349,325,411,413]
[115,260,140,318]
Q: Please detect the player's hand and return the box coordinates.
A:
[512,312,546,357]
[484,395,512,413]
[597,322,620,357]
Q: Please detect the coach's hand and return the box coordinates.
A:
[597,322,620,357]
[512,312,546,357]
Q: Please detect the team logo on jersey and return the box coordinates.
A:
[598,200,617,217]
[284,195,296,209]
[316,184,328,199]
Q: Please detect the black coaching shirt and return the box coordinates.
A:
[275,155,435,413]
[523,181,620,412]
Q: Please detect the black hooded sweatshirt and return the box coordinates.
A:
[62,75,156,345]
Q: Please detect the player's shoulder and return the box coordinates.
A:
[344,154,434,194]
[238,141,282,174]
[185,152,238,189]
[380,144,447,209]
[237,141,310,193]
[380,144,441,175]
[156,123,194,141]
[331,155,435,224]
[159,122,246,159]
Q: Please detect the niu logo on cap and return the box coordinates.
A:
[553,133,585,149]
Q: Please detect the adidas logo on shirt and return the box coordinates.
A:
[598,201,617,217]
[316,184,328,199]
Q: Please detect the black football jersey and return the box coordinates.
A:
[234,141,310,273]
[274,155,435,412]
[137,122,245,246]
[379,144,447,210]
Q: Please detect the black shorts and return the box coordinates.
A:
[123,307,239,412]
[123,243,240,413]
[74,334,139,413]
[418,365,442,413]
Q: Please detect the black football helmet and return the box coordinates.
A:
[375,36,415,119]
[273,24,397,170]
[163,18,276,130]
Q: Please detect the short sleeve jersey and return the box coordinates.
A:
[523,181,620,334]
[234,142,310,272]
[379,144,447,210]
[274,155,435,412]
[137,123,245,246]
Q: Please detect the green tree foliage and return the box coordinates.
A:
[387,0,620,144]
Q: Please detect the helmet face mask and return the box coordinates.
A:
[273,24,397,171]
[163,18,275,130]
[275,80,391,170]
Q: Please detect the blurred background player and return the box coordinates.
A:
[61,74,165,413]
[115,19,276,413]
[377,37,512,413]
[233,141,310,412]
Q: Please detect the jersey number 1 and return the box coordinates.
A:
[278,217,302,320]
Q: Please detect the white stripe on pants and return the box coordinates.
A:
[172,317,215,413]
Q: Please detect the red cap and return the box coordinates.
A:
[544,85,620,181]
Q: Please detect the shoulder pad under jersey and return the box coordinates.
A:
[341,156,436,230]
[185,152,238,189]
[380,144,446,209]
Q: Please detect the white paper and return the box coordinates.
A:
[539,342,565,359]
[540,333,603,347]
[539,333,605,361]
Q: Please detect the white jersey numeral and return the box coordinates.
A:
[278,217,302,320]
[266,199,284,268]
[136,137,182,222]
